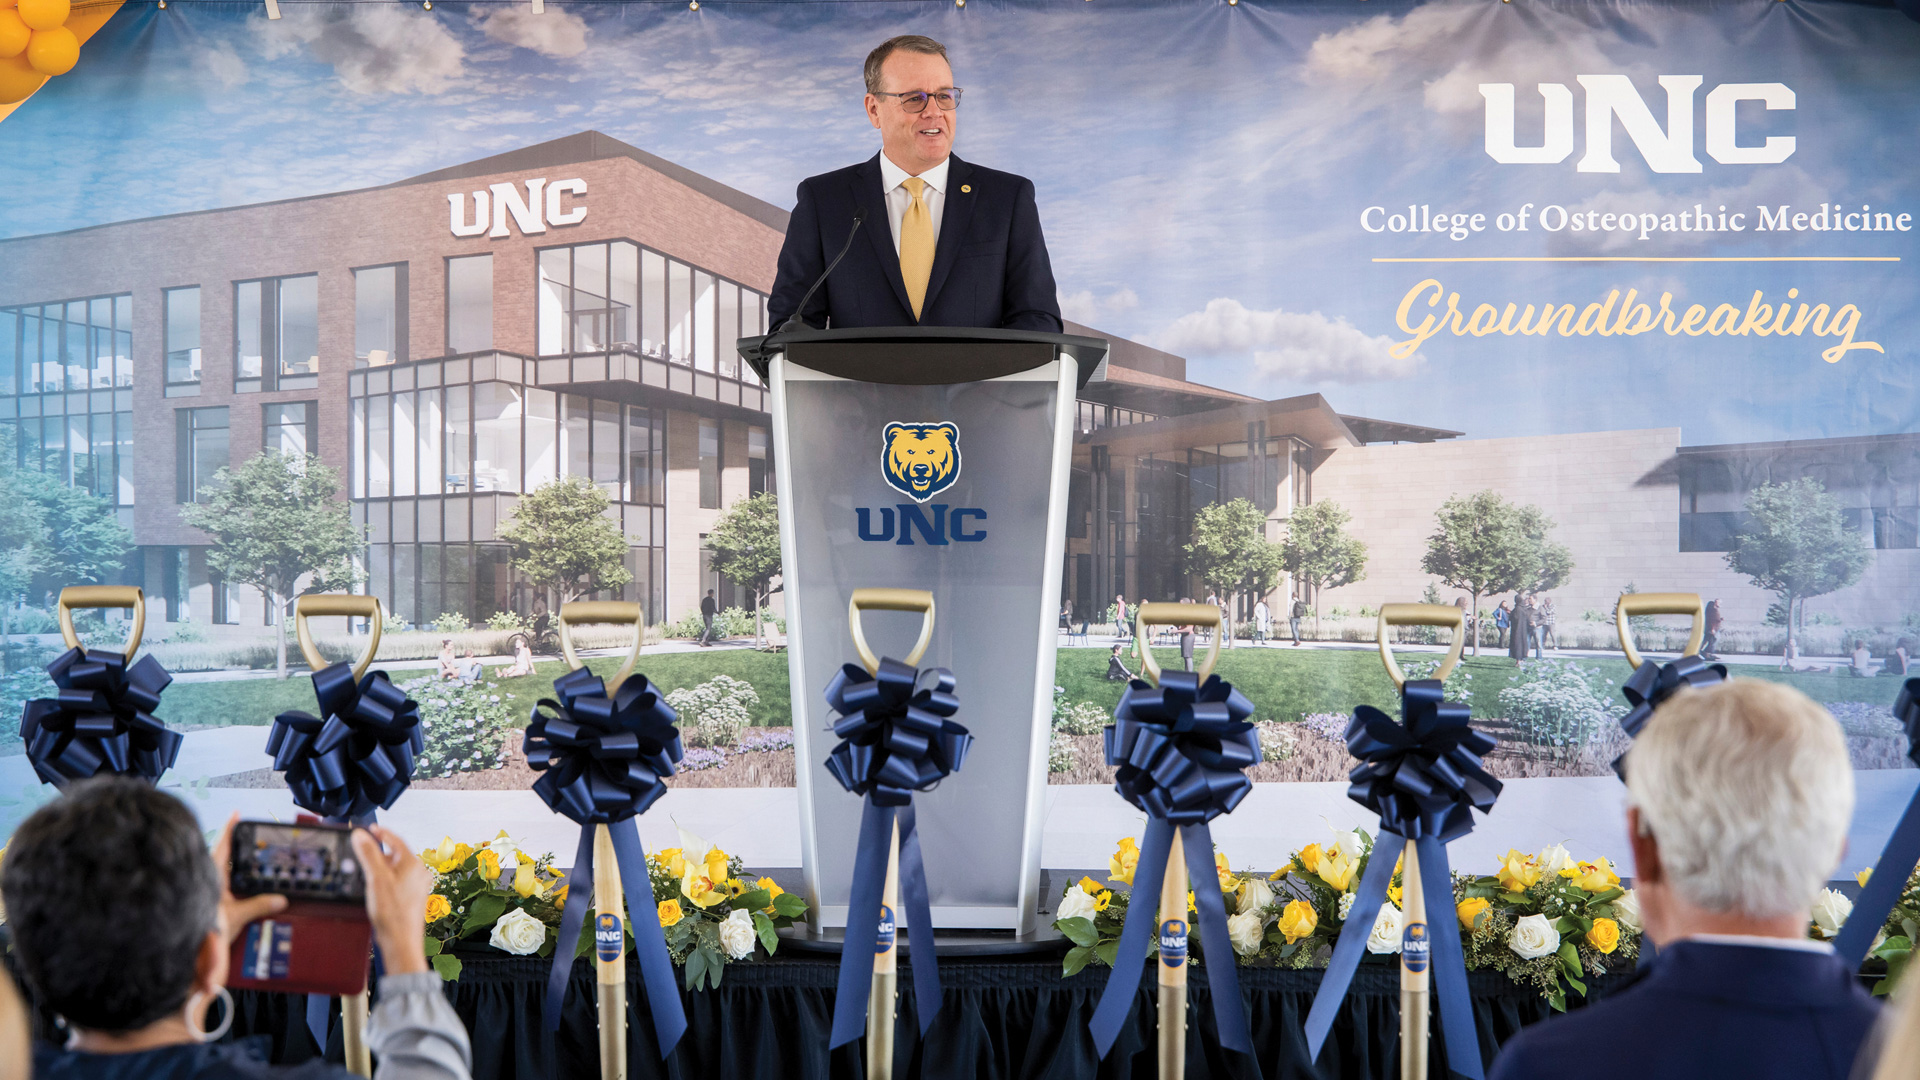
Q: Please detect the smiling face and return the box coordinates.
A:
[865,49,957,176]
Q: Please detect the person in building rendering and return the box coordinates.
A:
[1290,596,1307,646]
[1115,594,1130,640]
[1701,597,1724,660]
[436,637,459,681]
[1487,680,1878,1080]
[1253,597,1270,643]
[699,589,718,647]
[1105,644,1134,682]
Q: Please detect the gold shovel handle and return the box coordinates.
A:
[848,588,935,675]
[57,585,146,660]
[1614,592,1705,668]
[294,594,385,680]
[1376,603,1467,690]
[557,602,646,694]
[1135,602,1222,686]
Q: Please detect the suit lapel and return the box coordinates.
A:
[852,154,914,319]
[921,154,975,318]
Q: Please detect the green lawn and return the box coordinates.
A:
[152,644,1902,731]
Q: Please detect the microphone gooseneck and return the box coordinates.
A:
[778,207,867,334]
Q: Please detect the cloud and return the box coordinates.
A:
[1059,286,1138,326]
[477,7,590,59]
[256,7,467,95]
[1149,299,1422,384]
[198,42,250,91]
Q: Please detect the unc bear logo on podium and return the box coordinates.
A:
[882,422,961,503]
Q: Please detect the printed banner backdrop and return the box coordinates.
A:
[1,0,1918,890]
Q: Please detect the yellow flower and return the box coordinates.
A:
[1857,868,1873,888]
[477,849,501,881]
[1558,866,1578,879]
[1110,836,1140,886]
[1388,883,1403,906]
[657,899,683,927]
[1456,897,1490,931]
[512,860,540,898]
[424,894,452,923]
[1278,899,1318,944]
[451,843,473,867]
[1186,890,1196,915]
[703,847,730,885]
[757,877,785,914]
[1214,851,1235,891]
[1315,848,1357,892]
[682,869,728,908]
[1587,917,1620,954]
[1296,843,1325,875]
[553,884,569,905]
[1571,859,1620,893]
[653,847,689,878]
[1077,876,1113,912]
[726,877,750,899]
[421,836,470,873]
[1496,849,1541,893]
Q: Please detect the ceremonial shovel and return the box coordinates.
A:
[1613,592,1705,668]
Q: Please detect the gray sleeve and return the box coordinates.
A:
[366,971,473,1080]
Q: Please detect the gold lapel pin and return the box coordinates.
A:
[960,184,971,193]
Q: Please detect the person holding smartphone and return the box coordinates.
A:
[1,776,472,1080]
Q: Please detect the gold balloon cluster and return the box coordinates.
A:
[0,0,82,105]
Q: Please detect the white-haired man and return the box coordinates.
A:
[1490,680,1878,1080]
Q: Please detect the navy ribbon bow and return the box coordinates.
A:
[267,662,424,824]
[20,646,180,788]
[1835,677,1920,967]
[525,666,687,1056]
[822,656,970,1050]
[1614,654,1726,779]
[1087,670,1260,1061]
[1303,680,1502,1080]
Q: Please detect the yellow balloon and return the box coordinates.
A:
[0,10,29,59]
[14,0,64,32]
[0,0,15,9]
[0,52,44,104]
[24,24,71,76]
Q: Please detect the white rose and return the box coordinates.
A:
[1334,830,1366,861]
[1237,876,1276,916]
[1057,886,1101,923]
[1508,913,1562,960]
[489,907,548,956]
[1338,893,1356,921]
[1366,903,1403,955]
[1811,888,1853,939]
[719,908,758,960]
[1535,843,1574,876]
[1612,889,1642,934]
[1227,910,1267,956]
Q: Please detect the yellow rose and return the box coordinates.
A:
[703,848,730,885]
[1296,843,1325,875]
[553,884,569,905]
[653,847,689,878]
[1456,897,1490,931]
[1572,859,1620,893]
[477,849,501,881]
[1587,917,1620,954]
[1110,837,1140,886]
[1077,875,1113,912]
[512,860,540,898]
[1214,851,1235,891]
[424,894,452,923]
[1496,849,1541,893]
[1857,868,1873,888]
[1278,899,1319,944]
[657,899,683,927]
[757,877,785,914]
[450,843,474,868]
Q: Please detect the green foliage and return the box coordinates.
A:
[424,838,569,977]
[176,451,362,678]
[643,849,810,990]
[1422,490,1572,655]
[706,493,782,641]
[1048,731,1078,773]
[1051,686,1110,735]
[1188,498,1287,610]
[382,611,410,634]
[1279,500,1366,630]
[1497,659,1619,760]
[485,610,532,634]
[431,611,472,634]
[22,470,134,597]
[401,676,524,778]
[1728,478,1871,654]
[496,476,633,604]
[665,674,762,748]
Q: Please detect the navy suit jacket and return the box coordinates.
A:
[767,153,1062,332]
[1489,942,1880,1080]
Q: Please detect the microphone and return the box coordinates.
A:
[777,207,867,334]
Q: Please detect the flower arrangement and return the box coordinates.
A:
[401,676,523,778]
[1815,862,1920,995]
[1054,834,1642,1011]
[420,832,570,980]
[645,831,810,990]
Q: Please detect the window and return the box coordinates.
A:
[355,264,408,367]
[165,287,201,393]
[628,408,664,505]
[699,419,721,509]
[472,382,522,493]
[210,576,241,625]
[264,401,317,459]
[234,275,319,392]
[0,293,131,395]
[447,255,493,353]
[177,407,229,503]
[748,425,769,495]
[537,240,641,357]
[162,547,188,623]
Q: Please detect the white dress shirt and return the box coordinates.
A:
[1682,932,1835,954]
[878,152,949,254]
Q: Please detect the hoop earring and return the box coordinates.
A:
[186,986,234,1043]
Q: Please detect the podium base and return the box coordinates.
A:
[775,923,1066,958]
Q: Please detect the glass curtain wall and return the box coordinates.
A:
[536,239,767,373]
[0,297,136,513]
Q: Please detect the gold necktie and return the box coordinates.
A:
[899,176,934,320]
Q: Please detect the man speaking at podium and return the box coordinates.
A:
[768,35,1063,332]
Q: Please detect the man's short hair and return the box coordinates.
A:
[864,35,949,94]
[1625,679,1853,918]
[1,777,219,1031]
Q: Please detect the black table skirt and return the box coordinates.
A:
[227,952,1629,1080]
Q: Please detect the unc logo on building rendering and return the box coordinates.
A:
[1479,76,1796,171]
[881,422,961,504]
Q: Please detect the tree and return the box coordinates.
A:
[707,492,782,646]
[1517,506,1574,596]
[23,471,134,598]
[1185,498,1285,647]
[1421,490,1538,657]
[496,475,634,616]
[1725,477,1871,658]
[0,466,47,655]
[1278,499,1368,639]
[178,452,363,678]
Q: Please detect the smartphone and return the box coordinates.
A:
[230,820,366,904]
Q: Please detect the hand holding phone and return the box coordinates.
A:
[214,813,289,948]
[223,817,374,997]
[350,824,431,976]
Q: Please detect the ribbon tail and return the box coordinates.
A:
[1835,786,1920,967]
[1181,823,1254,1059]
[1303,830,1406,1061]
[544,828,597,1032]
[897,802,942,1036]
[1415,837,1483,1080]
[305,993,331,1052]
[830,799,897,1049]
[1088,816,1175,1059]
[607,819,688,1058]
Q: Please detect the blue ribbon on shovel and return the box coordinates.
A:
[1835,677,1920,967]
[21,587,179,789]
[1613,654,1725,779]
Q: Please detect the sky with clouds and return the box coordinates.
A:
[3,0,1918,444]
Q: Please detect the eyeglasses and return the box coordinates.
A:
[873,88,963,114]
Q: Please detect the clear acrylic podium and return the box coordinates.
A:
[741,327,1108,933]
